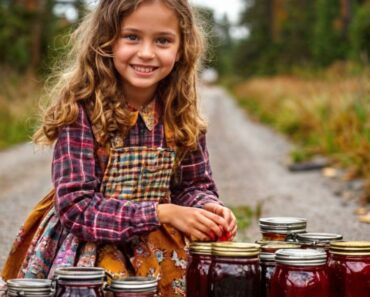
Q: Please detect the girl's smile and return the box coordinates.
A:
[112,0,181,106]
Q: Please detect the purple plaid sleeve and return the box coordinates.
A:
[171,134,224,208]
[52,107,160,243]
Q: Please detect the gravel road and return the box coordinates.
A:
[0,85,368,270]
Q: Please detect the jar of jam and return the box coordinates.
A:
[106,277,157,297]
[259,217,307,242]
[260,243,300,297]
[6,279,53,297]
[297,233,343,251]
[270,249,329,297]
[54,267,105,297]
[328,241,370,297]
[186,242,213,297]
[209,242,261,297]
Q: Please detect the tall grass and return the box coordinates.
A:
[232,70,370,183]
[0,69,41,149]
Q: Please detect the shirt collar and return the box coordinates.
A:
[126,98,160,131]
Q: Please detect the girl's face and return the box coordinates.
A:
[112,0,181,99]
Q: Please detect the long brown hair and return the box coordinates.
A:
[34,0,207,152]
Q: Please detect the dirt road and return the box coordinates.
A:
[0,85,368,269]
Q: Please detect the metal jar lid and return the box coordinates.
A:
[7,279,52,296]
[329,241,370,256]
[260,243,300,262]
[54,267,105,281]
[189,242,213,255]
[212,242,260,257]
[108,277,157,293]
[297,232,343,245]
[259,217,307,234]
[275,249,327,266]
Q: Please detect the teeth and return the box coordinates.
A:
[132,65,155,73]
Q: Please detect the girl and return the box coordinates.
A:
[2,0,237,295]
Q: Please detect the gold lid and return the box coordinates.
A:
[330,241,370,255]
[261,243,301,253]
[212,242,260,257]
[189,242,213,255]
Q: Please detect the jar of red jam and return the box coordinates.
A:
[270,249,329,297]
[106,277,157,297]
[259,217,307,242]
[328,241,370,297]
[260,243,300,297]
[6,279,53,297]
[186,242,213,297]
[209,242,261,297]
[54,267,105,297]
[297,233,342,251]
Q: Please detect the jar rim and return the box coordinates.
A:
[259,217,307,233]
[109,277,157,293]
[297,232,343,243]
[189,242,213,255]
[7,279,52,290]
[275,248,327,266]
[54,267,105,280]
[212,242,260,257]
[330,241,370,255]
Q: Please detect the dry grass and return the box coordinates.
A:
[233,72,370,186]
[0,70,42,149]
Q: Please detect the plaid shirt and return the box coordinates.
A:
[52,104,222,243]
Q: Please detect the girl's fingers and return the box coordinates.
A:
[201,210,228,235]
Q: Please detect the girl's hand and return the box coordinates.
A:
[203,203,238,240]
[157,204,229,241]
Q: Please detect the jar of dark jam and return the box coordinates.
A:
[259,217,307,242]
[260,243,300,297]
[186,242,213,297]
[328,241,370,297]
[6,279,53,297]
[106,277,157,297]
[270,249,329,297]
[297,233,342,251]
[209,242,261,297]
[54,267,105,297]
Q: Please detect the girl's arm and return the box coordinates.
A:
[52,107,160,243]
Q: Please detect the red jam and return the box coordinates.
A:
[260,243,300,297]
[270,249,329,297]
[328,241,370,297]
[208,242,260,297]
[186,242,213,297]
[54,267,105,297]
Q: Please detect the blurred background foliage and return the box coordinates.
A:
[0,0,369,199]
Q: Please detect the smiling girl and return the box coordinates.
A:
[2,1,237,296]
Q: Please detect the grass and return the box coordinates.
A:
[0,69,41,149]
[231,67,370,201]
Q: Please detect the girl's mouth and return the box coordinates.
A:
[131,65,158,73]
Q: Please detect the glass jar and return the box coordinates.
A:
[106,277,157,297]
[209,242,261,297]
[297,233,343,251]
[270,249,329,297]
[186,242,213,297]
[328,241,370,297]
[54,267,105,297]
[260,243,300,297]
[6,279,53,297]
[259,217,307,242]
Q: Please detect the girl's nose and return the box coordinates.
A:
[138,43,155,59]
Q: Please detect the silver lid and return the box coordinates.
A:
[297,232,343,244]
[109,277,157,293]
[275,249,327,266]
[260,252,276,262]
[7,279,52,296]
[54,267,105,281]
[259,217,307,234]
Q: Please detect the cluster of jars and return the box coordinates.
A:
[186,216,370,297]
[2,268,158,297]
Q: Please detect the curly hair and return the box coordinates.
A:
[33,0,207,153]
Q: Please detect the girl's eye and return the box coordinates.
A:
[157,37,170,45]
[124,34,138,41]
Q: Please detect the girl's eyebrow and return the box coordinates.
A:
[121,27,177,37]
